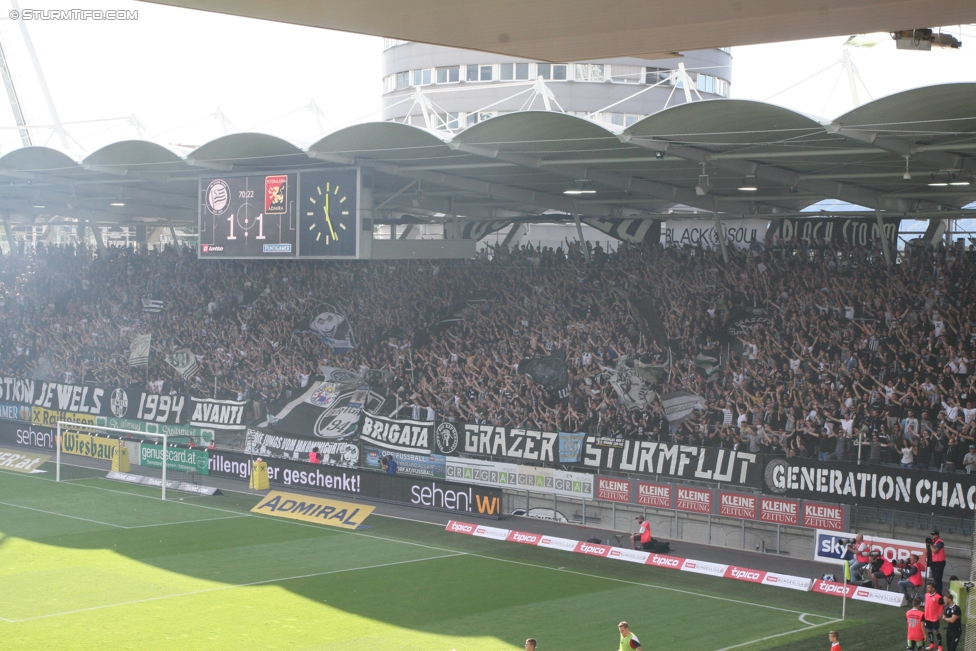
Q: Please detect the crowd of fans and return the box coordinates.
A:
[0,231,974,471]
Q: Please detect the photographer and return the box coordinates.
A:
[846,534,871,582]
[867,550,894,590]
[631,516,652,550]
[897,554,927,601]
[926,531,947,594]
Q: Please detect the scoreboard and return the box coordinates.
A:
[199,174,298,258]
[199,169,360,259]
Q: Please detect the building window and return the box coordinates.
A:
[500,63,514,80]
[536,63,567,80]
[412,69,432,86]
[466,64,479,81]
[437,66,460,83]
[465,112,479,126]
[697,73,713,93]
[645,67,672,85]
[396,71,410,90]
[610,64,641,84]
[480,65,493,81]
[575,63,605,81]
[515,62,529,80]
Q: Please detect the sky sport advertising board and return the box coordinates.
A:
[813,530,926,565]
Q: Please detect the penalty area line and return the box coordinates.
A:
[5,552,465,623]
[0,499,246,530]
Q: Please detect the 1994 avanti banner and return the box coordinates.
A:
[762,457,976,516]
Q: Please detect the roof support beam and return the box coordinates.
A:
[828,125,976,174]
[448,141,785,214]
[625,135,925,212]
[307,150,622,217]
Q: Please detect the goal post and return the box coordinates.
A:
[55,421,194,500]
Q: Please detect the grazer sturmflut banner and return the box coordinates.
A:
[762,457,976,516]
[576,438,761,487]
[456,422,562,464]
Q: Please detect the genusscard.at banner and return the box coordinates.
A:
[762,457,976,516]
[577,437,760,487]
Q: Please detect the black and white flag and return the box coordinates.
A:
[142,299,164,313]
[584,218,661,244]
[129,334,151,367]
[165,349,199,380]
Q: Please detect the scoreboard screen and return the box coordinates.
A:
[199,174,298,258]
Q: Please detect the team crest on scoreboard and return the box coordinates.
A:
[265,175,288,214]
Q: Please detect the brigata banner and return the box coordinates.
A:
[762,456,976,516]
[208,450,501,517]
[576,439,760,487]
[139,442,210,475]
[358,413,433,454]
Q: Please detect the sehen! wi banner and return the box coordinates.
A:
[576,437,761,488]
[762,456,976,516]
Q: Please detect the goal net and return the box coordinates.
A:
[55,421,209,500]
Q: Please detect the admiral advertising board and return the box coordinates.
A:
[208,450,501,517]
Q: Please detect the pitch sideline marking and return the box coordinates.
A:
[710,615,843,651]
[0,469,837,620]
[0,500,245,530]
[3,552,465,623]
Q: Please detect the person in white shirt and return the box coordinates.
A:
[964,445,976,474]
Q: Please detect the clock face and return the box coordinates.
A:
[299,169,359,258]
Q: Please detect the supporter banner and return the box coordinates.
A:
[164,349,199,380]
[762,456,976,516]
[446,219,512,241]
[517,351,569,396]
[0,378,191,426]
[723,310,772,339]
[664,218,768,250]
[208,450,502,517]
[358,413,433,454]
[265,373,394,440]
[458,423,560,463]
[433,421,461,455]
[362,446,446,479]
[759,496,799,525]
[129,334,151,367]
[770,217,900,248]
[603,364,654,411]
[0,402,31,423]
[627,294,668,345]
[584,217,661,244]
[662,391,704,423]
[558,432,585,463]
[190,397,247,431]
[95,416,214,446]
[139,442,209,475]
[301,300,356,352]
[814,530,926,566]
[577,438,760,487]
[244,428,359,467]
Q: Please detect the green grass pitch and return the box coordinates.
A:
[0,465,906,651]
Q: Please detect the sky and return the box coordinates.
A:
[0,1,973,158]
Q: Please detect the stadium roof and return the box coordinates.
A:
[3,83,976,229]
[142,0,976,62]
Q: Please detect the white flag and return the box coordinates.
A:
[129,334,151,367]
[165,349,199,380]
